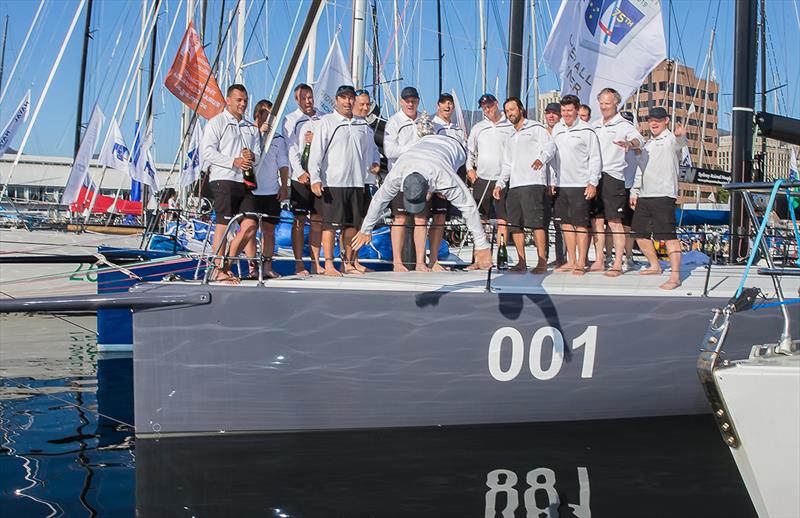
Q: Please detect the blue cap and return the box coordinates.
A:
[478,93,497,107]
[401,86,420,100]
[647,107,669,120]
[402,172,429,214]
[335,84,356,97]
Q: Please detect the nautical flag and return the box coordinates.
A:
[98,117,133,175]
[314,37,351,115]
[165,22,225,120]
[0,90,31,157]
[680,145,693,167]
[686,103,697,118]
[451,89,468,140]
[543,0,666,115]
[62,105,105,205]
[132,123,159,191]
[180,121,203,187]
[790,147,798,181]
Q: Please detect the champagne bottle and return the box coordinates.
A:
[497,234,509,270]
[300,142,311,171]
[241,147,257,191]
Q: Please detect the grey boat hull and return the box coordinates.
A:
[132,277,796,436]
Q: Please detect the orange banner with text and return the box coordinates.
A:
[165,22,225,120]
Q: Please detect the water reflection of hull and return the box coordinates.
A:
[135,415,756,517]
[132,273,798,436]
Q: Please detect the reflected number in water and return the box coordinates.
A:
[486,467,590,518]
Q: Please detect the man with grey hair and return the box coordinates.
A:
[592,87,643,276]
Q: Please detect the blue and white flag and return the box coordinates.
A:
[98,117,133,175]
[314,36,350,115]
[62,105,105,205]
[543,0,666,115]
[132,123,159,191]
[680,145,693,167]
[0,90,31,157]
[790,147,798,180]
[180,121,203,187]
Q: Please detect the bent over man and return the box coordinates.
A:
[353,135,492,270]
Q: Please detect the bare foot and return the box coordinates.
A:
[295,268,310,278]
[264,269,281,279]
[310,263,322,275]
[660,279,681,290]
[393,262,409,272]
[589,260,605,272]
[344,264,365,275]
[323,266,343,277]
[572,267,586,276]
[531,262,547,274]
[415,262,432,272]
[354,262,374,273]
[604,268,622,278]
[555,263,575,272]
[639,268,663,276]
[431,262,448,272]
[212,270,240,285]
[509,263,527,272]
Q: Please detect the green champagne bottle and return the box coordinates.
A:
[497,234,509,270]
[301,142,311,171]
[241,147,257,191]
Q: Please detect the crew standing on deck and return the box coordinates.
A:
[543,102,566,267]
[551,94,603,275]
[353,88,382,273]
[353,134,493,270]
[284,83,322,276]
[200,84,262,283]
[383,86,422,271]
[466,93,515,244]
[592,88,643,277]
[493,97,555,273]
[308,85,380,277]
[630,107,686,290]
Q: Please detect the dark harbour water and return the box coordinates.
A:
[1,314,757,518]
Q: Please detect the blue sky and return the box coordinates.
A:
[0,0,799,164]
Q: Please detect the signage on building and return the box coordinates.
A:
[679,166,731,186]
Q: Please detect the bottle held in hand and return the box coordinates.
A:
[241,147,257,191]
[497,234,509,270]
[301,142,311,171]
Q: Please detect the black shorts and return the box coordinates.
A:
[390,192,449,217]
[321,186,365,230]
[589,176,604,219]
[631,197,677,240]
[472,177,507,221]
[251,194,281,224]
[622,188,634,227]
[554,186,591,228]
[210,180,255,224]
[506,185,546,231]
[362,184,376,217]
[601,173,628,222]
[291,180,323,215]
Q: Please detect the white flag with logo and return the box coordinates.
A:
[314,37,350,115]
[98,117,133,175]
[790,147,798,180]
[680,145,693,167]
[62,105,105,204]
[180,121,203,187]
[0,90,31,157]
[543,0,666,115]
[132,123,159,191]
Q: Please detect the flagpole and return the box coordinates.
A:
[698,30,715,169]
[0,0,86,203]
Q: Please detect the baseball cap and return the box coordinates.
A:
[402,172,429,214]
[647,107,669,120]
[335,85,356,97]
[401,86,420,100]
[438,92,454,104]
[478,93,497,107]
[544,102,561,113]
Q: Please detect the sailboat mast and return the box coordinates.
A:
[479,0,487,92]
[351,0,367,88]
[74,0,94,155]
[393,0,400,108]
[235,0,245,83]
[507,0,524,99]
[371,1,379,102]
[0,16,8,93]
[729,0,757,263]
[698,30,715,169]
[758,0,767,181]
[437,0,443,94]
[143,0,159,223]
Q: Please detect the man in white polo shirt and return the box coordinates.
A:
[283,83,322,276]
[493,97,555,273]
[466,93,515,244]
[309,85,380,277]
[630,107,687,290]
[551,94,603,276]
[200,83,262,283]
[353,134,492,270]
[592,87,643,277]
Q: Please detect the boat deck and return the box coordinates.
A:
[204,263,795,299]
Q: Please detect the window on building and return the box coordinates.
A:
[706,122,713,129]
[659,81,668,91]
[687,87,696,97]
